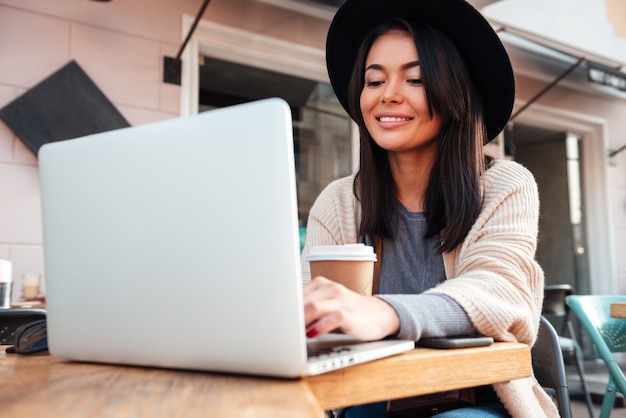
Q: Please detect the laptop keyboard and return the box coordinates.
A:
[308,345,353,361]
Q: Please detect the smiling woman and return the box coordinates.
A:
[345,16,489,251]
[300,0,558,417]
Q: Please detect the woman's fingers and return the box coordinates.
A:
[303,277,400,340]
[303,276,347,328]
[306,309,344,338]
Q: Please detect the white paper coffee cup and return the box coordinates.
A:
[0,260,13,308]
[307,244,377,295]
[0,259,12,284]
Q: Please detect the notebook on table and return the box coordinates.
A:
[38,98,414,378]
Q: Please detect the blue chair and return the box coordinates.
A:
[299,226,307,252]
[566,295,626,418]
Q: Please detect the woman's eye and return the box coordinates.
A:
[365,80,384,87]
[408,79,423,85]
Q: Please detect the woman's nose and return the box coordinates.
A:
[381,80,403,104]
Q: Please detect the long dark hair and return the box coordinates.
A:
[347,18,488,253]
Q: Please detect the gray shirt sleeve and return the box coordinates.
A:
[364,209,475,341]
[376,293,476,341]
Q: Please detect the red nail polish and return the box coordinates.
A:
[306,327,319,338]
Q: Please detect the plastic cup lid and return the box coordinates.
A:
[0,259,12,283]
[306,244,377,262]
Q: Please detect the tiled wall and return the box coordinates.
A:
[0,0,323,302]
[0,1,188,301]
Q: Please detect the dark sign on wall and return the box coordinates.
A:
[587,63,626,92]
[0,60,130,156]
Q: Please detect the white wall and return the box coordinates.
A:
[484,0,626,294]
[610,143,626,295]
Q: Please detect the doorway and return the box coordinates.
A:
[507,124,591,295]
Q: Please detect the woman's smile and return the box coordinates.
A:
[376,113,414,125]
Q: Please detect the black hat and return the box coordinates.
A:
[326,0,515,141]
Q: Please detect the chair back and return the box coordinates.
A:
[544,284,574,317]
[566,295,626,417]
[566,295,626,354]
[532,316,572,418]
[543,284,575,336]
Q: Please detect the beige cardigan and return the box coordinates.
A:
[301,159,559,418]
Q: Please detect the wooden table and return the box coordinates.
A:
[610,302,626,319]
[0,342,530,417]
[308,342,530,410]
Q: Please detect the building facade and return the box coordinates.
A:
[0,0,625,302]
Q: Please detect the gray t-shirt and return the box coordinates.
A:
[364,203,475,341]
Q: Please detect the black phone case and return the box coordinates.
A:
[417,336,494,349]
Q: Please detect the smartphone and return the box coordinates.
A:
[416,336,494,349]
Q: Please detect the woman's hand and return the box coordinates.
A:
[303,276,401,341]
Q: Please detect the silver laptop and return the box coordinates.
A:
[38,98,414,378]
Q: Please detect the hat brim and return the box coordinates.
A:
[326,0,515,142]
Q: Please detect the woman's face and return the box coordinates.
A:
[360,30,442,155]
